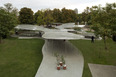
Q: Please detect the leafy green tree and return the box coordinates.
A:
[0,9,18,43]
[36,9,54,27]
[35,8,77,24]
[81,7,91,25]
[69,9,77,22]
[61,8,68,23]
[34,10,41,24]
[0,3,18,43]
[11,7,19,16]
[4,3,13,13]
[77,14,82,24]
[61,8,77,23]
[52,8,62,22]
[91,3,116,49]
[2,3,19,16]
[43,9,54,27]
[37,12,45,26]
[19,7,34,24]
[106,3,116,40]
[81,12,86,24]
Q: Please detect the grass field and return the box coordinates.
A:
[0,38,116,77]
[0,38,44,77]
[70,39,116,77]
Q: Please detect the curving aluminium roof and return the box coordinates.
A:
[15,23,85,40]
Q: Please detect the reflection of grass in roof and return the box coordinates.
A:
[46,26,58,29]
[68,31,81,35]
[86,31,94,33]
[0,38,44,77]
[65,27,81,31]
[70,39,116,77]
[66,27,82,35]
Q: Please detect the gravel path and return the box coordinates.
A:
[35,40,84,77]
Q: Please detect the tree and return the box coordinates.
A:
[4,3,13,13]
[35,8,78,24]
[52,8,62,22]
[0,9,18,43]
[106,3,116,41]
[81,7,91,25]
[2,3,19,16]
[0,3,18,43]
[36,9,54,27]
[34,10,41,24]
[81,12,87,24]
[61,8,77,23]
[37,12,45,26]
[43,9,54,27]
[11,7,19,16]
[91,3,116,50]
[19,7,34,24]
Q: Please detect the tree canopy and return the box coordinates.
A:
[90,3,116,49]
[19,7,34,24]
[34,8,77,25]
[61,8,77,23]
[0,4,18,43]
[0,2,116,44]
[52,8,62,22]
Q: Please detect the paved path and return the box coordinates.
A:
[35,40,84,77]
[88,63,116,77]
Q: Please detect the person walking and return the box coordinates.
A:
[39,32,42,37]
[91,36,95,43]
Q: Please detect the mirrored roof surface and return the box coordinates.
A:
[15,23,85,40]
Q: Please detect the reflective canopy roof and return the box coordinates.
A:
[42,32,84,40]
[15,23,85,40]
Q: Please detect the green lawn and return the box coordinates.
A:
[70,39,116,77]
[0,38,44,77]
[0,38,116,77]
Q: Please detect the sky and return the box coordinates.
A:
[0,0,115,13]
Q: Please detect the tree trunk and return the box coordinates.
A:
[103,36,107,50]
